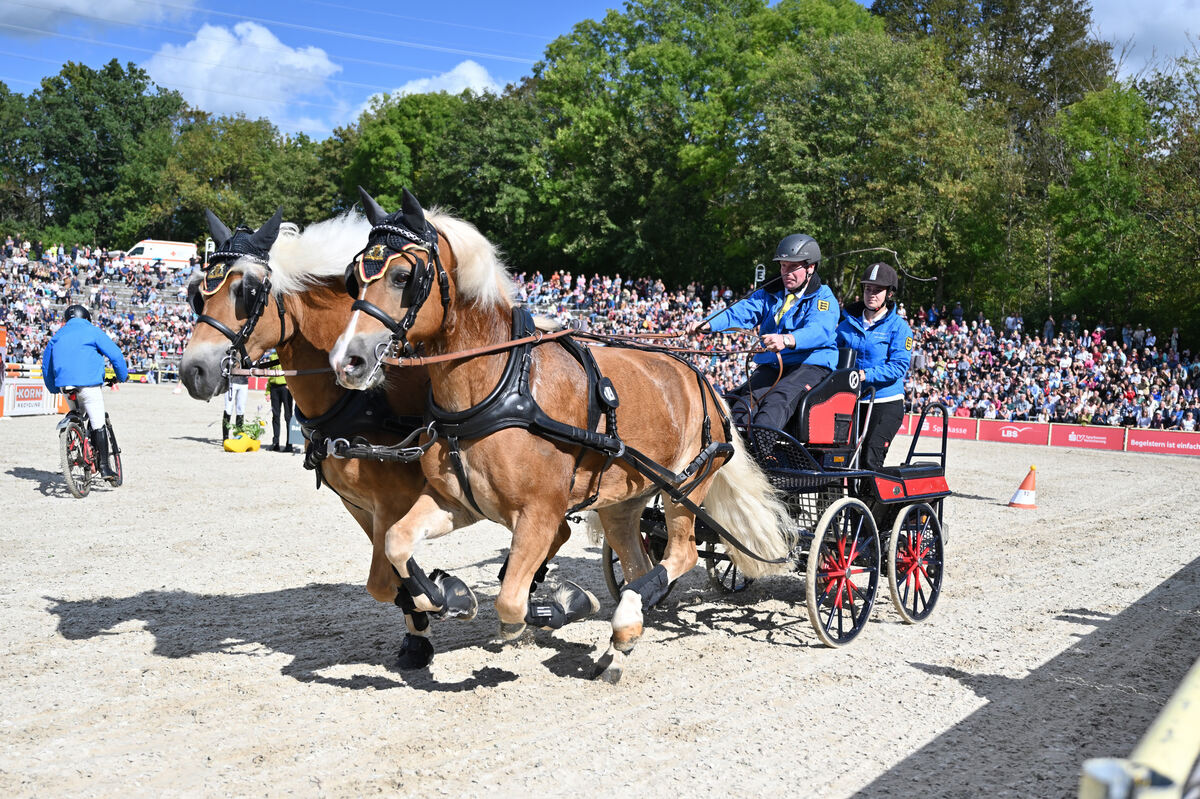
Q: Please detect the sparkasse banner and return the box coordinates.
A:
[1049,424,1126,451]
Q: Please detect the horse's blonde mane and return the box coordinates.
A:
[194,208,515,306]
[268,212,371,295]
[426,208,516,308]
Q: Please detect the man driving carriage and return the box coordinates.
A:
[694,233,839,429]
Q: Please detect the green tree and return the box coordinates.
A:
[1046,84,1151,321]
[343,91,463,211]
[528,0,879,284]
[24,60,183,242]
[740,31,1006,306]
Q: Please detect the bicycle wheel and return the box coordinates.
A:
[59,420,91,498]
[105,419,123,487]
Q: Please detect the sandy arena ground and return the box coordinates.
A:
[1,382,1198,798]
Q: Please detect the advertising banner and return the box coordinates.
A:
[977,419,1050,446]
[1049,424,1126,451]
[1125,429,1200,457]
[908,413,978,440]
[2,378,62,417]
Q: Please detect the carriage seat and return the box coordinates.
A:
[784,349,861,447]
[877,462,944,480]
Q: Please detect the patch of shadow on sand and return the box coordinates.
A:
[860,556,1200,798]
[45,582,520,692]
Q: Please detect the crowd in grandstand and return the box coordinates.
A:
[3,238,1197,432]
[2,236,196,377]
[513,269,1199,431]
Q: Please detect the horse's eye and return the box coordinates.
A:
[390,270,410,287]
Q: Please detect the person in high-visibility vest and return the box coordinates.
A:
[264,350,293,452]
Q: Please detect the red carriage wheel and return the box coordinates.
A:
[805,497,880,647]
[888,502,944,623]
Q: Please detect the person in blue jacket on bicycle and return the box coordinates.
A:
[42,305,129,480]
[836,262,913,470]
[695,233,840,429]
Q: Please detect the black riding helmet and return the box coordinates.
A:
[773,233,821,264]
[860,262,899,290]
[64,304,91,321]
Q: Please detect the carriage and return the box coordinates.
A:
[602,353,951,648]
[186,189,951,681]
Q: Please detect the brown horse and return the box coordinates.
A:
[179,210,572,668]
[330,188,793,682]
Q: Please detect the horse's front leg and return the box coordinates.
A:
[497,517,573,593]
[495,508,598,641]
[385,490,478,624]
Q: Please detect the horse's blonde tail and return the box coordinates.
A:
[703,424,794,579]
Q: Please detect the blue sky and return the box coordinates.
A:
[0,0,1195,138]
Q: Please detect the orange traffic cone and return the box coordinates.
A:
[1008,465,1037,509]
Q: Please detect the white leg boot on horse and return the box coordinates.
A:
[595,498,700,683]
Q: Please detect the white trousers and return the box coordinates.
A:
[224,382,248,416]
[65,385,106,431]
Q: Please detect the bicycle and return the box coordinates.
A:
[57,390,123,498]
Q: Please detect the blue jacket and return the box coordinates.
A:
[41,318,128,392]
[707,275,839,369]
[836,302,912,402]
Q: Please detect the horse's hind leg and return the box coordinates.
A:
[597,495,701,684]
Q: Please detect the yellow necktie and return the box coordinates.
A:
[774,293,797,324]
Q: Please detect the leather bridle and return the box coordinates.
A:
[189,253,288,376]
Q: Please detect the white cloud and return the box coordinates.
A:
[356,60,500,119]
[0,0,195,33]
[146,22,342,133]
[1090,0,1199,77]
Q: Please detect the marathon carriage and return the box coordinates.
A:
[604,351,951,647]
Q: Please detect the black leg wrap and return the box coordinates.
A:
[532,558,551,590]
[526,601,568,629]
[525,581,598,629]
[623,564,671,611]
[396,633,434,670]
[402,558,446,610]
[393,587,431,633]
[429,568,477,621]
[497,555,553,594]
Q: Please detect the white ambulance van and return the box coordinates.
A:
[124,239,198,269]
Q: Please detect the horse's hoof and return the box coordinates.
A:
[396,633,434,670]
[591,649,624,684]
[557,580,600,625]
[497,621,526,642]
[434,572,478,621]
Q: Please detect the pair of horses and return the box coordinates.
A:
[182,190,792,682]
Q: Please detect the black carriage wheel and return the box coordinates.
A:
[601,520,670,602]
[704,539,753,594]
[805,497,880,647]
[888,502,944,623]
[105,420,123,487]
[59,420,91,498]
